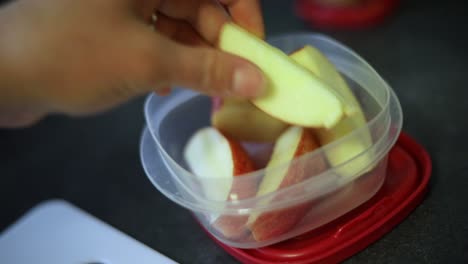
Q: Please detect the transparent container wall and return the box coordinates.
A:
[197,156,388,248]
[142,119,390,248]
[146,78,389,203]
[268,34,388,109]
[142,33,403,249]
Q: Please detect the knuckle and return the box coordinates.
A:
[200,50,224,93]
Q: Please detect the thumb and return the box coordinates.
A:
[153,37,266,98]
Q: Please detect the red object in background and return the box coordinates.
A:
[295,0,400,29]
[203,132,432,263]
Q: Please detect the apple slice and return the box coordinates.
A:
[290,45,374,178]
[211,97,289,142]
[241,142,274,170]
[219,23,347,129]
[183,127,257,239]
[247,126,328,241]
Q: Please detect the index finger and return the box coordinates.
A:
[219,0,264,39]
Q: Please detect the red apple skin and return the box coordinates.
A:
[212,134,258,240]
[249,129,328,242]
[348,156,387,200]
[250,202,314,242]
[226,136,257,198]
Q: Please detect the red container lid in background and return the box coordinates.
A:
[203,132,432,263]
[295,0,400,29]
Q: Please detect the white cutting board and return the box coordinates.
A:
[0,199,178,264]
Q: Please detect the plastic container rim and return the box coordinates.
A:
[141,33,403,214]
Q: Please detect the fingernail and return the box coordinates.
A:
[232,64,266,98]
[155,87,172,96]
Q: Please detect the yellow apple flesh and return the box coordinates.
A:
[211,97,289,142]
[247,126,328,241]
[290,45,374,179]
[219,23,346,129]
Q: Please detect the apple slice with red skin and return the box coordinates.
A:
[211,97,289,143]
[184,127,257,239]
[211,134,258,240]
[247,126,328,241]
[290,45,374,179]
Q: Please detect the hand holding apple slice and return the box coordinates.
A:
[247,126,328,241]
[219,23,347,129]
[290,45,374,179]
[183,127,257,239]
[211,97,288,142]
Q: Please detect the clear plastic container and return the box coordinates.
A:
[140,33,403,249]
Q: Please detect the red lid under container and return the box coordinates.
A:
[295,0,400,29]
[204,132,432,263]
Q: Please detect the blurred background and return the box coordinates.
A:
[1,0,468,263]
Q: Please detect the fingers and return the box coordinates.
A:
[139,0,264,43]
[133,0,159,23]
[123,1,267,99]
[142,33,266,98]
[153,12,209,46]
[219,0,265,38]
[0,110,44,129]
[158,0,230,44]
[171,44,266,98]
[155,86,171,96]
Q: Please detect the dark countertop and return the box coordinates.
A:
[1,0,468,263]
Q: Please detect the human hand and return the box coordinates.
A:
[0,0,265,128]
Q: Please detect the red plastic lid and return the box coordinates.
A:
[294,0,400,29]
[204,132,432,263]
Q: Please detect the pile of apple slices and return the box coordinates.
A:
[183,23,374,242]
